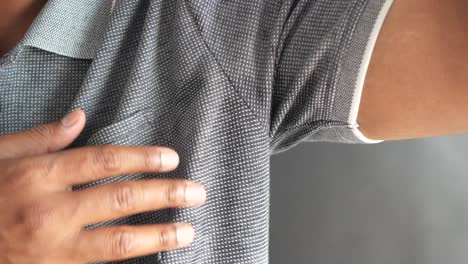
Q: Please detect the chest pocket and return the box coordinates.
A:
[85,108,157,146]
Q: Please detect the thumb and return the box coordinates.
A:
[0,109,86,160]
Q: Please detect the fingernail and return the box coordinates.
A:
[176,224,194,246]
[160,148,179,170]
[61,110,80,128]
[185,183,206,204]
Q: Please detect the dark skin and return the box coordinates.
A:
[1,0,468,263]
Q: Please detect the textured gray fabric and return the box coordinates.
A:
[0,0,390,263]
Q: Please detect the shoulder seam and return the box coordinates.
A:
[182,0,269,137]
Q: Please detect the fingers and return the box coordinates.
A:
[43,144,180,188]
[67,179,206,226]
[75,223,195,262]
[0,109,85,160]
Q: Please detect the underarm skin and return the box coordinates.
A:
[357,0,468,141]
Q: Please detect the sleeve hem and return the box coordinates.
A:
[332,0,394,144]
[348,123,384,144]
[349,0,393,144]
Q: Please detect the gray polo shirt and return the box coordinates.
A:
[0,0,393,263]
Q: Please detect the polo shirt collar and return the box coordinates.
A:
[20,0,115,59]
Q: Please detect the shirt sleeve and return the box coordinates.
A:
[270,0,393,154]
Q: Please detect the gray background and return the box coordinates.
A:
[270,133,468,264]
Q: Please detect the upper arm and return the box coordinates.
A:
[358,0,468,141]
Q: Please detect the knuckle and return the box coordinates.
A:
[3,161,30,190]
[5,158,50,190]
[28,124,54,151]
[141,147,157,170]
[94,145,122,174]
[30,157,54,178]
[14,159,37,179]
[110,228,136,257]
[161,181,184,205]
[0,158,16,175]
[157,226,176,248]
[15,202,55,237]
[110,183,139,212]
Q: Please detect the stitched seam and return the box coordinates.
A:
[277,1,369,133]
[269,119,359,153]
[273,119,355,136]
[182,0,269,138]
[333,0,369,120]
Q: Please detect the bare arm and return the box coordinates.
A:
[357,0,468,141]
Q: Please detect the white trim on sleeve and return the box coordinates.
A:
[348,0,394,144]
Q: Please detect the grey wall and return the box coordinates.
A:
[270,133,468,264]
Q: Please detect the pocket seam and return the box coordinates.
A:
[86,109,152,145]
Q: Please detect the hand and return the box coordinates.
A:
[0,109,207,264]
